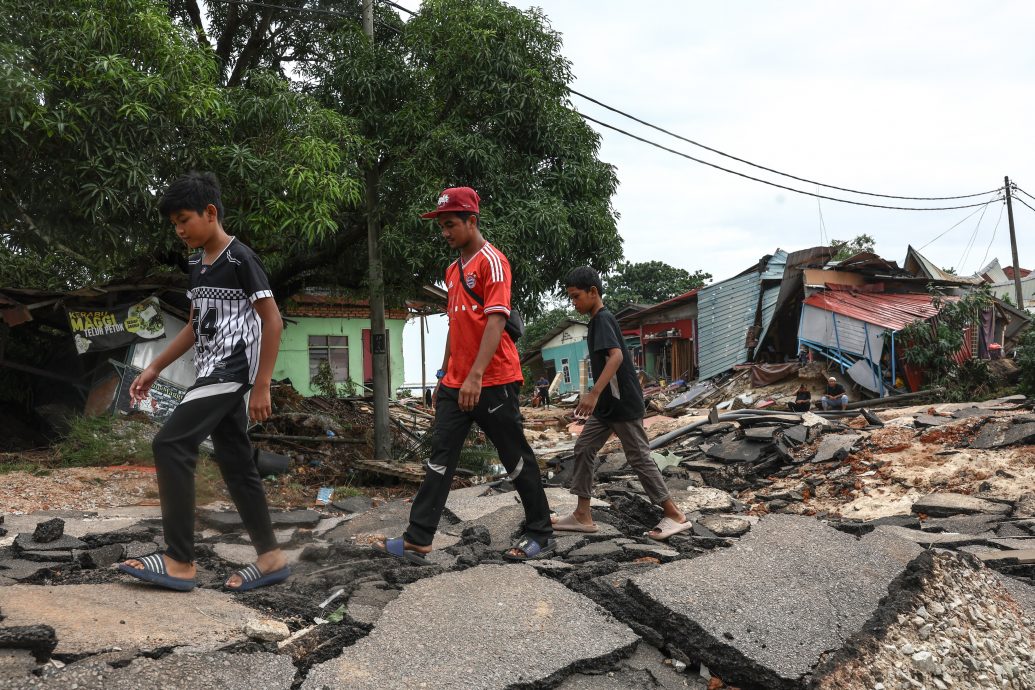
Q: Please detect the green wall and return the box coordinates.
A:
[273,316,406,397]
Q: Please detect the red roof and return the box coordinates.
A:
[1004,266,1032,280]
[803,291,953,331]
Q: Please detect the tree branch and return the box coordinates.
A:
[268,225,365,297]
[214,1,243,72]
[226,7,278,87]
[182,0,211,49]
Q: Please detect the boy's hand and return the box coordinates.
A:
[249,384,273,423]
[129,366,159,404]
[459,373,483,411]
[575,390,599,419]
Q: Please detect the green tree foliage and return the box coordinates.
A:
[899,291,994,402]
[1016,328,1035,394]
[302,0,624,314]
[0,0,361,291]
[830,234,876,261]
[603,260,711,309]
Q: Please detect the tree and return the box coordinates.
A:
[603,261,711,309]
[1,0,624,316]
[830,234,876,261]
[0,0,361,291]
[303,0,624,315]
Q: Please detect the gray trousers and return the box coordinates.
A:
[571,415,671,505]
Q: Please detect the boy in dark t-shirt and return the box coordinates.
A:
[558,267,691,540]
[117,172,289,592]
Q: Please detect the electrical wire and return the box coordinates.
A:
[816,197,827,245]
[1014,186,1035,204]
[578,112,1002,211]
[1013,194,1035,216]
[978,202,1006,270]
[957,199,989,272]
[569,88,1000,202]
[205,0,1006,212]
[918,203,994,250]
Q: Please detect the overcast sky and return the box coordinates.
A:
[386,1,1035,385]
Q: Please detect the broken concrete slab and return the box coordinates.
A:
[0,584,256,654]
[21,650,297,690]
[910,491,1012,517]
[75,543,125,569]
[873,525,995,548]
[12,534,86,552]
[567,540,625,562]
[0,559,66,581]
[621,543,680,561]
[211,542,304,567]
[920,513,1005,535]
[1015,492,1035,519]
[703,439,767,463]
[344,580,401,626]
[628,514,923,690]
[811,433,860,463]
[557,642,706,690]
[0,625,56,662]
[781,425,809,445]
[913,414,949,428]
[970,421,1035,449]
[695,514,751,538]
[302,564,638,690]
[743,426,778,442]
[699,421,739,436]
[444,486,520,523]
[669,487,736,515]
[199,509,321,530]
[331,495,373,514]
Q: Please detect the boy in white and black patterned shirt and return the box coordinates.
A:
[117,172,289,593]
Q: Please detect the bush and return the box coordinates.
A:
[1016,328,1035,394]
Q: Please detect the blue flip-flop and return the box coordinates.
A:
[226,563,292,592]
[117,552,196,592]
[502,534,556,562]
[372,537,431,565]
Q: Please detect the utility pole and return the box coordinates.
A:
[363,0,391,460]
[1005,176,1024,311]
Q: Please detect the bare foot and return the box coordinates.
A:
[225,548,288,589]
[121,554,196,579]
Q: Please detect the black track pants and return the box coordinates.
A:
[404,382,553,548]
[152,382,277,563]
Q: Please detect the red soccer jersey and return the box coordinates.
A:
[442,242,524,388]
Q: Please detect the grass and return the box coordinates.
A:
[54,414,155,468]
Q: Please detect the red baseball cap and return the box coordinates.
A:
[421,187,480,219]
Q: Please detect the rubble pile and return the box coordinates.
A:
[3,396,1035,689]
[813,551,1035,690]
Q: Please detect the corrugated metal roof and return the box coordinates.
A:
[697,272,762,380]
[754,284,782,349]
[802,291,949,331]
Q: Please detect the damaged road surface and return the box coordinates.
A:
[4,398,1035,688]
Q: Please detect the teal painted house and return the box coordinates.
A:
[272,292,408,397]
[521,319,590,395]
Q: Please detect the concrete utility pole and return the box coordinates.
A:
[363,0,391,460]
[1005,176,1024,310]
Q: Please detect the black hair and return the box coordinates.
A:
[158,171,223,222]
[564,266,604,295]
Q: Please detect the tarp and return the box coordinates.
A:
[749,363,800,387]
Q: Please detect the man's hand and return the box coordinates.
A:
[249,384,273,423]
[458,373,483,411]
[574,390,599,419]
[129,366,159,405]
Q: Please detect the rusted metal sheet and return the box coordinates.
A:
[802,291,951,332]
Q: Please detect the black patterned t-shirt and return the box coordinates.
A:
[186,238,273,385]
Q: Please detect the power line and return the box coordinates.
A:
[578,112,1001,212]
[918,203,994,250]
[203,0,1005,212]
[958,200,989,272]
[1014,186,1035,204]
[1013,194,1035,216]
[816,197,827,245]
[978,202,1006,270]
[569,88,999,202]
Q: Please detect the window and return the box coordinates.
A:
[309,335,349,383]
[561,357,571,384]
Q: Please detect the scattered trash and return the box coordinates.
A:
[316,487,334,505]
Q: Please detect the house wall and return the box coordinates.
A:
[542,340,589,394]
[274,316,407,397]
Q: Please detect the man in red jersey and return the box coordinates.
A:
[374,187,554,562]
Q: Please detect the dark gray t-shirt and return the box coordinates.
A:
[587,307,645,422]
